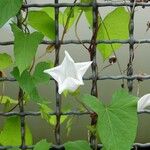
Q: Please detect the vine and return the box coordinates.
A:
[0,0,149,150]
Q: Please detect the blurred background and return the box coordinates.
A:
[0,0,150,145]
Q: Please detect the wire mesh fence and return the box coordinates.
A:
[0,0,150,149]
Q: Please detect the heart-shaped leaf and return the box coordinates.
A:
[11,24,44,74]
[97,7,129,60]
[81,89,138,150]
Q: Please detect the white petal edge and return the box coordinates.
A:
[75,61,92,77]
[58,77,83,94]
[138,94,150,112]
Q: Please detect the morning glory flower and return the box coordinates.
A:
[138,94,150,112]
[44,51,92,94]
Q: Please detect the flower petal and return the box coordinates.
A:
[138,94,150,111]
[58,77,83,94]
[75,61,92,77]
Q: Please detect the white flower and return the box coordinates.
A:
[138,94,150,112]
[44,51,92,94]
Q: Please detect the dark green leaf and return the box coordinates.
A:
[33,61,53,85]
[64,140,92,150]
[0,0,23,28]
[81,94,103,113]
[0,116,32,146]
[81,89,138,150]
[11,24,44,74]
[97,7,129,60]
[0,53,13,70]
[11,67,41,103]
[33,139,52,150]
[28,11,55,39]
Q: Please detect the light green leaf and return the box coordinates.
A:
[39,103,68,126]
[33,139,52,150]
[97,7,129,60]
[0,116,32,146]
[0,53,13,70]
[63,7,79,30]
[28,11,55,39]
[0,96,17,104]
[64,140,92,150]
[81,89,138,150]
[42,7,63,24]
[11,24,44,74]
[0,0,23,28]
[33,61,53,85]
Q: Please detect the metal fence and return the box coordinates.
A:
[0,0,150,149]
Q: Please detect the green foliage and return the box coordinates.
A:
[11,24,44,74]
[81,89,138,150]
[33,139,52,150]
[62,7,79,30]
[0,53,13,70]
[0,0,23,28]
[64,140,92,150]
[0,96,17,104]
[42,7,63,25]
[81,0,93,2]
[11,61,52,103]
[9,148,20,150]
[97,7,130,60]
[28,11,55,39]
[33,61,53,85]
[11,67,41,102]
[39,103,68,126]
[0,116,32,146]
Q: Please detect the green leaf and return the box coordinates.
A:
[0,116,32,146]
[81,89,138,150]
[79,0,93,11]
[0,53,13,70]
[28,11,55,39]
[11,24,44,74]
[39,103,68,126]
[81,0,93,2]
[64,140,92,150]
[33,139,52,150]
[81,94,103,113]
[42,7,63,25]
[11,67,41,103]
[97,7,129,60]
[0,0,23,28]
[62,7,79,30]
[9,148,21,150]
[33,61,53,85]
[0,96,17,104]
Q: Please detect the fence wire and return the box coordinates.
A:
[0,0,150,149]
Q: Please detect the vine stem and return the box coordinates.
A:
[88,1,99,149]
[16,10,26,150]
[75,10,89,51]
[54,0,78,145]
